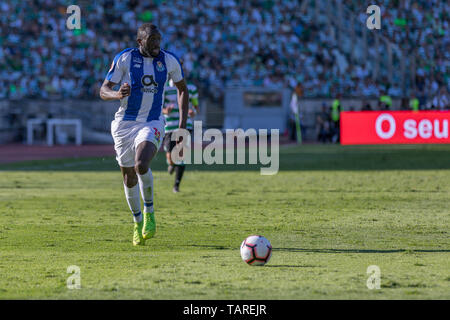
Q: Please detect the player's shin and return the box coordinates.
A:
[123,183,142,223]
[137,170,156,239]
[125,183,145,245]
[174,164,185,187]
[137,169,154,213]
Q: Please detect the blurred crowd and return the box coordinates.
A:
[351,0,449,109]
[0,0,448,108]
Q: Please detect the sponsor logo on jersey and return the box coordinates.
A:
[141,75,158,93]
[133,57,143,64]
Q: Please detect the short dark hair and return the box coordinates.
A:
[137,23,160,40]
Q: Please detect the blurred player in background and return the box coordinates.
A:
[163,61,199,193]
[100,23,189,246]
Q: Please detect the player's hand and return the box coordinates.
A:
[163,103,175,115]
[118,82,131,99]
[167,103,175,113]
[188,109,195,117]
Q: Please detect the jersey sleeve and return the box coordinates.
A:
[165,52,184,83]
[105,50,129,84]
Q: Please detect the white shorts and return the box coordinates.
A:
[111,119,165,167]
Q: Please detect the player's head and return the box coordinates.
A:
[137,23,161,58]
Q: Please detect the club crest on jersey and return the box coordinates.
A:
[156,61,165,72]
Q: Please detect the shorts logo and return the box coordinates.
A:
[156,61,165,72]
[153,127,161,141]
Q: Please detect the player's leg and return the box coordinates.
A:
[166,152,175,174]
[173,164,185,193]
[134,121,165,239]
[121,166,145,246]
[172,129,190,193]
[135,140,158,239]
[163,132,175,175]
[111,120,145,246]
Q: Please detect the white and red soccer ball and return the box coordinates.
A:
[240,235,272,266]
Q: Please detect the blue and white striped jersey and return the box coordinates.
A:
[105,48,184,122]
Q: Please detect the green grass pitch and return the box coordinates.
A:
[0,144,449,299]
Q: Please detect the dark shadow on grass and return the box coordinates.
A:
[190,245,450,254]
[275,248,450,253]
[190,245,231,250]
[265,265,318,268]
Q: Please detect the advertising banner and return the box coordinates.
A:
[340,111,450,145]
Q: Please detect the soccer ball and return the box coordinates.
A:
[240,235,272,266]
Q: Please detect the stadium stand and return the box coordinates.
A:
[0,0,448,143]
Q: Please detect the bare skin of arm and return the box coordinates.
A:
[173,79,189,130]
[99,80,131,101]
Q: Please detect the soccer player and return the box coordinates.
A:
[162,63,199,193]
[99,24,189,246]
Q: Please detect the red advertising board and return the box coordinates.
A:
[340,111,450,145]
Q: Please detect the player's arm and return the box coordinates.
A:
[99,80,130,101]
[100,51,128,100]
[189,85,199,117]
[193,100,200,116]
[173,79,189,129]
[188,96,199,117]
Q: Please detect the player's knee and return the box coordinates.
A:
[123,172,138,188]
[134,161,148,175]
